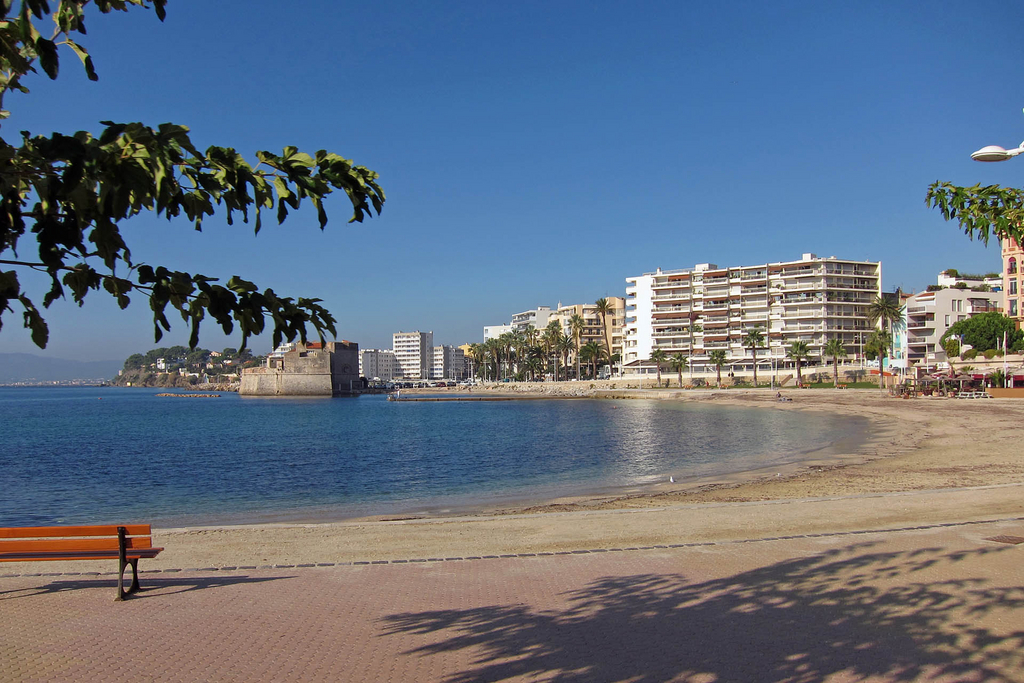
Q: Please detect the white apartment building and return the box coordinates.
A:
[359,348,399,380]
[902,288,1001,369]
[511,306,553,332]
[393,331,433,379]
[430,345,466,380]
[624,253,881,375]
[483,323,513,340]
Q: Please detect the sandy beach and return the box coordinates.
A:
[5,388,1022,573]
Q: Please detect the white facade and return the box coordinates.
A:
[902,288,1002,369]
[625,254,882,375]
[511,306,553,333]
[359,348,399,380]
[430,345,466,380]
[936,270,1002,291]
[483,324,512,341]
[393,331,433,379]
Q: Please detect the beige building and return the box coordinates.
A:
[1002,238,1024,325]
[550,298,626,367]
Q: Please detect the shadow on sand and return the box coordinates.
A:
[382,542,1024,682]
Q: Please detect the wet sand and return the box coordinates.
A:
[4,389,1024,572]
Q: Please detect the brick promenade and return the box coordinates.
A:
[3,519,1023,682]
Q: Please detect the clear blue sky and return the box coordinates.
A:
[3,0,1023,362]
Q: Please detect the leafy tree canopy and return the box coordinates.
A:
[927,181,1024,245]
[940,312,1023,352]
[0,1,384,352]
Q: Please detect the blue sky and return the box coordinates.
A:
[3,0,1023,361]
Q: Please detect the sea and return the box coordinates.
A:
[0,386,869,528]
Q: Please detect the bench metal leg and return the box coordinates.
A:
[115,526,140,601]
[116,558,140,601]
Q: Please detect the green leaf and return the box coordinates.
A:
[35,37,59,79]
[19,294,48,348]
[65,39,98,81]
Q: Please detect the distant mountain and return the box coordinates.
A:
[0,353,122,382]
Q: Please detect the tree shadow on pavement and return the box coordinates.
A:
[381,542,1024,682]
[0,573,295,600]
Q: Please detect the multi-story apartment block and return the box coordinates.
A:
[393,331,433,379]
[902,288,1002,369]
[430,345,466,380]
[359,348,399,381]
[550,297,626,365]
[511,306,553,333]
[624,253,881,375]
[1002,238,1024,325]
[483,323,512,341]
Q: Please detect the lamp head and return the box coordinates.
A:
[971,143,1024,162]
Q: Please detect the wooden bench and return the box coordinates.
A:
[0,525,163,600]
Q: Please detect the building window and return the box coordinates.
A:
[1011,300,1019,317]
[1012,279,1019,296]
[944,315,951,326]
[1010,258,1018,275]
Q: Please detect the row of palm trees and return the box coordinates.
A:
[642,295,905,389]
[470,295,904,388]
[646,335,840,387]
[468,299,617,382]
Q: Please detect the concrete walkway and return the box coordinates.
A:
[3,518,1023,682]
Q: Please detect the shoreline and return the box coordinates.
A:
[4,389,1023,572]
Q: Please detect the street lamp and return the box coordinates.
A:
[971,143,1024,162]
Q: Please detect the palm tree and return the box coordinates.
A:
[823,337,848,388]
[557,333,575,381]
[649,348,667,387]
[709,349,727,388]
[580,341,602,379]
[670,352,688,388]
[469,343,485,380]
[543,320,562,381]
[868,294,904,333]
[486,338,501,381]
[866,330,893,390]
[497,332,515,380]
[523,354,544,382]
[742,325,765,386]
[594,298,614,376]
[786,341,811,387]
[569,313,586,380]
[867,294,905,386]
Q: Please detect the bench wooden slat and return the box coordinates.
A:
[0,537,153,554]
[0,525,151,539]
[0,548,163,562]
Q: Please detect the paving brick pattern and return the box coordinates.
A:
[2,521,1023,682]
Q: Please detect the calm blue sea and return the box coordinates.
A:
[0,387,868,527]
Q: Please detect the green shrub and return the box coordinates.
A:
[983,349,998,359]
[962,349,978,360]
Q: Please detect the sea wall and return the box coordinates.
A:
[239,367,333,396]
